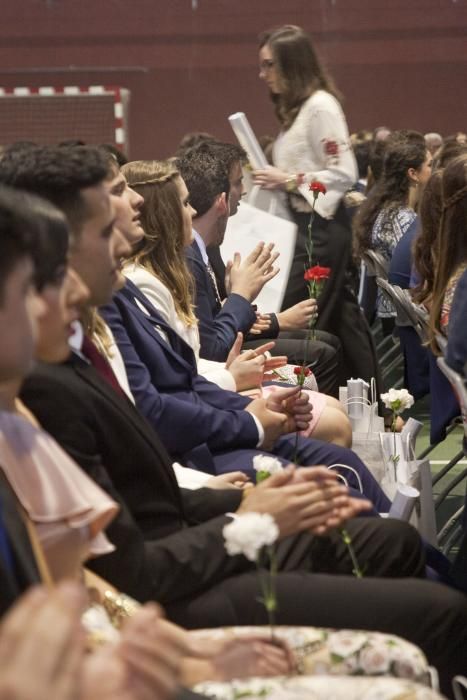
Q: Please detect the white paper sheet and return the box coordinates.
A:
[220,201,297,313]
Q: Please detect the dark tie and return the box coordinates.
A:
[81,336,127,398]
[0,496,14,573]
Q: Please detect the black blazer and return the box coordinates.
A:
[21,356,246,604]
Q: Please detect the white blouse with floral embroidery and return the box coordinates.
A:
[272,90,358,219]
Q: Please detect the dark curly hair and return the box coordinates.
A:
[0,186,69,302]
[0,145,109,239]
[177,140,245,217]
[353,132,427,258]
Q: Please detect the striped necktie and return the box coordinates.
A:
[206,260,222,306]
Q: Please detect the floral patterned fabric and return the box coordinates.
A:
[194,676,444,700]
[371,206,417,317]
[190,626,431,685]
[440,263,467,335]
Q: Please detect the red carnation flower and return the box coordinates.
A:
[293,366,311,377]
[309,181,327,196]
[304,265,331,282]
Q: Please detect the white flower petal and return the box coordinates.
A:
[380,388,414,413]
[253,455,284,475]
[223,513,279,562]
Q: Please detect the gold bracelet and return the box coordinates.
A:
[284,175,298,193]
[102,590,141,629]
[284,173,305,193]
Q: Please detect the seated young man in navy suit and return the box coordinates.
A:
[5,147,467,697]
[178,140,342,397]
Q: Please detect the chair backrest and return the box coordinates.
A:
[408,301,431,344]
[376,278,430,340]
[435,332,448,355]
[362,250,389,279]
[358,260,378,324]
[376,278,417,327]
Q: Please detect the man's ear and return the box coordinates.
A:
[215,192,229,215]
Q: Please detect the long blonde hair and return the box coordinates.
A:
[122,160,196,326]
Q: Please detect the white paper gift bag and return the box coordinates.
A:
[340,378,385,435]
[380,430,437,545]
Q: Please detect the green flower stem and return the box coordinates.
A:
[271,369,287,381]
[293,367,308,464]
[390,411,399,481]
[294,192,326,462]
[339,527,364,578]
[256,546,278,639]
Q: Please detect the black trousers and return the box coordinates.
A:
[244,329,342,397]
[166,518,467,698]
[282,206,382,389]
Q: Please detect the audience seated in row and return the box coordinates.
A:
[121,155,351,447]
[0,144,466,697]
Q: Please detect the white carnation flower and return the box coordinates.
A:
[328,630,368,659]
[253,455,284,476]
[380,388,414,414]
[332,656,359,674]
[359,641,391,674]
[223,512,279,561]
[390,645,427,680]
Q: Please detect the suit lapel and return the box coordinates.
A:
[120,282,198,371]
[66,356,181,498]
[191,241,222,313]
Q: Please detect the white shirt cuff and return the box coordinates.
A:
[250,414,265,447]
[172,462,211,489]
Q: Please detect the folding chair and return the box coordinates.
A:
[368,277,405,386]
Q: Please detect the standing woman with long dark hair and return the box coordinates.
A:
[253,25,377,384]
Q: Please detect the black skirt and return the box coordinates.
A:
[282,202,381,387]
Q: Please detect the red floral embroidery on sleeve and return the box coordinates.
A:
[324,139,339,156]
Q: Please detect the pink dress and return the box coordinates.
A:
[261,385,327,437]
[0,411,118,581]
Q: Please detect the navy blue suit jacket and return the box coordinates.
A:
[388,218,419,289]
[101,280,259,468]
[102,282,389,510]
[446,268,467,375]
[185,240,256,361]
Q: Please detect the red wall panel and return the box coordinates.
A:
[1,0,466,158]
